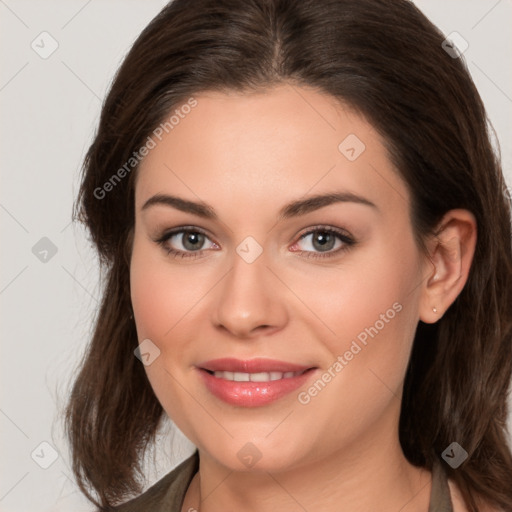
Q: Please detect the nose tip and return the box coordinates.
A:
[218,321,276,339]
[211,256,288,339]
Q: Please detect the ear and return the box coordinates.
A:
[419,209,477,324]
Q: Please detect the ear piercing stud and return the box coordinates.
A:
[432,307,438,313]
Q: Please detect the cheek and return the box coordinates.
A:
[290,238,422,450]
[300,230,422,392]
[129,233,221,423]
[129,237,198,426]
[130,235,211,345]
[130,259,171,344]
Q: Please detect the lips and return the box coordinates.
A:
[197,358,317,407]
[199,357,312,373]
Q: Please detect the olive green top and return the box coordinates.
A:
[112,451,453,511]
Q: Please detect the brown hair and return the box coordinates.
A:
[65,0,512,509]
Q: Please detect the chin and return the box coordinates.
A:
[197,435,313,474]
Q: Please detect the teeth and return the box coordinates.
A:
[212,370,303,381]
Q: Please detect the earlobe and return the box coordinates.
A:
[419,209,477,324]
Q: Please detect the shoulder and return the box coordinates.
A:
[111,451,199,512]
[447,479,503,512]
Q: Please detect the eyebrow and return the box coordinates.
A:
[141,191,378,220]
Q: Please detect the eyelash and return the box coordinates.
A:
[155,225,356,260]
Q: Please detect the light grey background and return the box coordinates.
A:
[1,1,511,511]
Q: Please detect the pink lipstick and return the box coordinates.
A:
[197,358,317,407]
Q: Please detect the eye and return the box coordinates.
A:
[155,227,218,259]
[291,226,356,259]
[154,225,356,260]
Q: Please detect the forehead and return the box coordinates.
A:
[135,84,408,217]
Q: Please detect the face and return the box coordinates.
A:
[130,84,429,472]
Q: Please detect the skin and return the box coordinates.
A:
[130,83,477,511]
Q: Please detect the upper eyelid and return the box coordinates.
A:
[157,225,211,241]
[297,225,353,239]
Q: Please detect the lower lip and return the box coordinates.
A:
[198,368,316,407]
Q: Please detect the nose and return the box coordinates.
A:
[211,248,288,339]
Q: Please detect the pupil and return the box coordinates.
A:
[183,232,204,250]
[313,231,334,251]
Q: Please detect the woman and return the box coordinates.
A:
[64,0,512,510]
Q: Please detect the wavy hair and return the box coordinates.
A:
[65,0,512,509]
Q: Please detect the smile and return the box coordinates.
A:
[209,370,307,382]
[196,358,317,407]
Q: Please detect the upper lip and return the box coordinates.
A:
[198,358,315,373]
